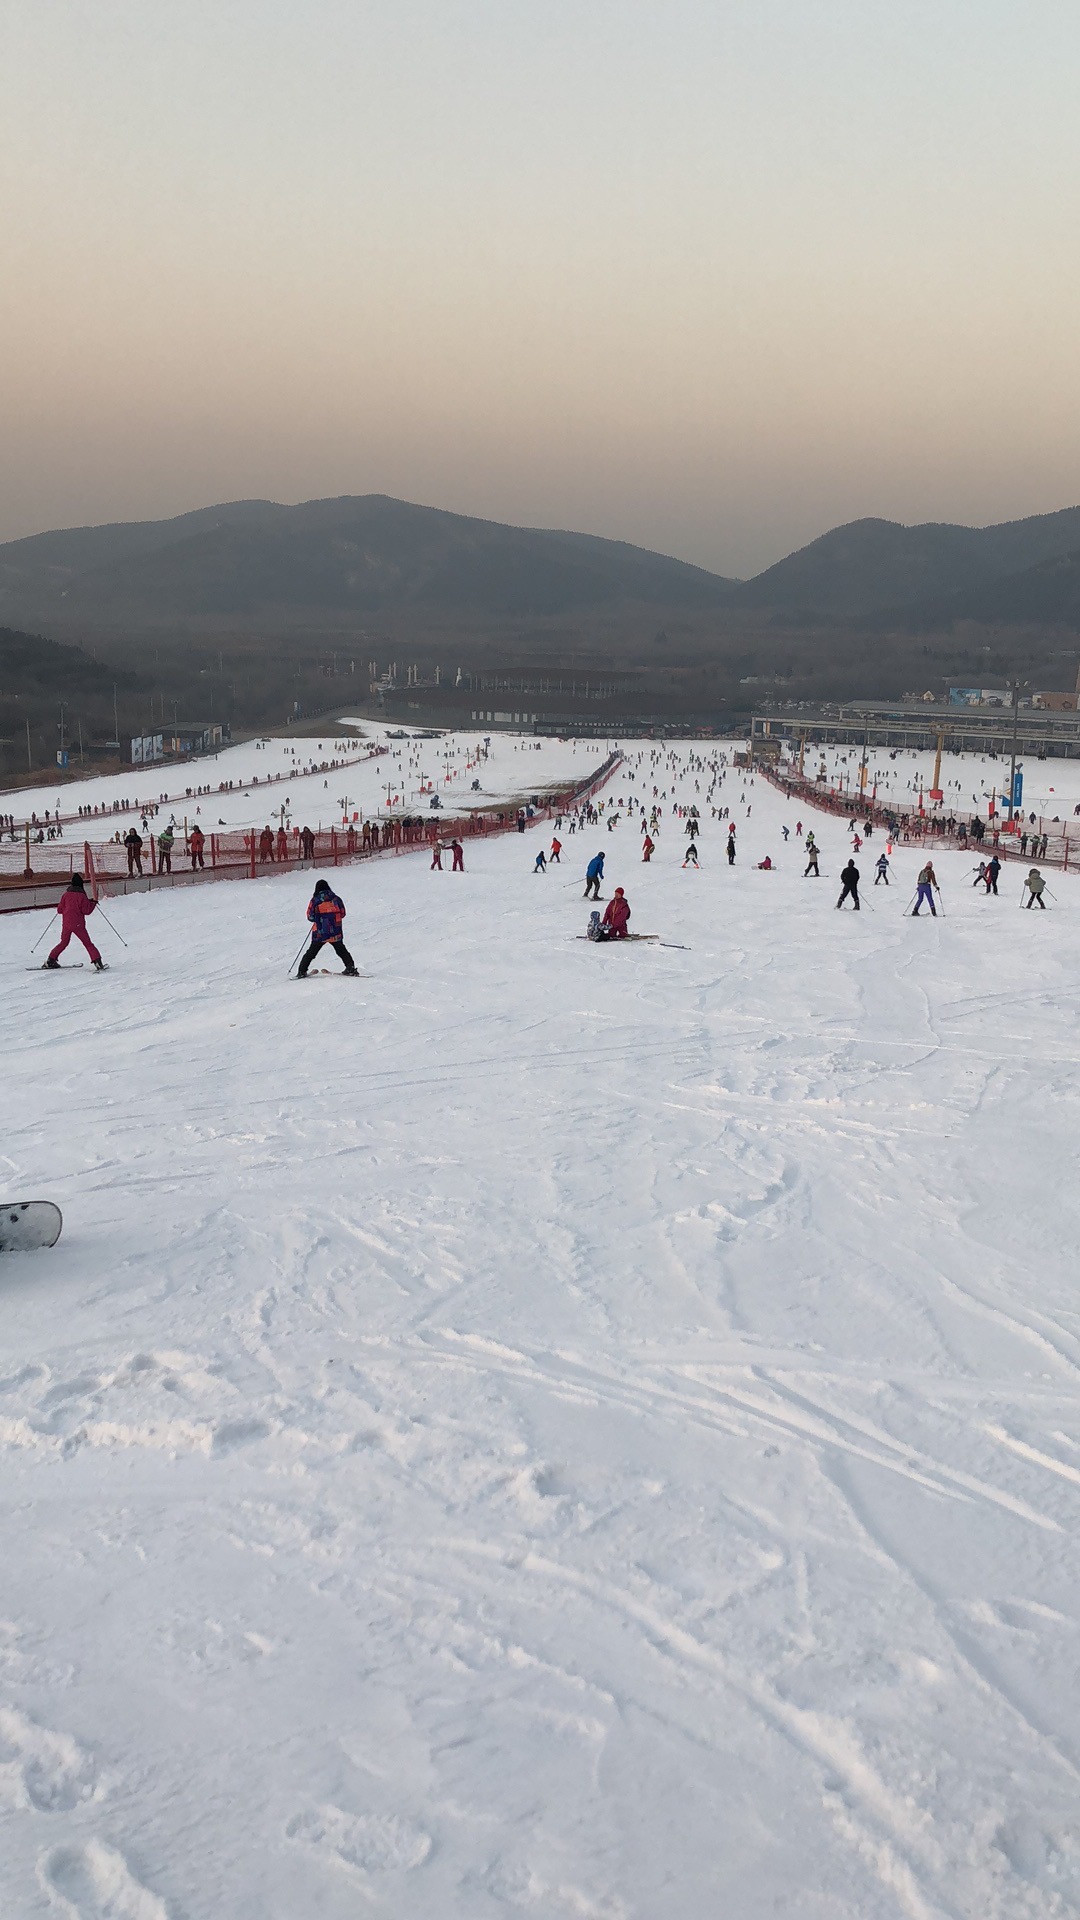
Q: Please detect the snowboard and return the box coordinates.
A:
[0,1202,63,1253]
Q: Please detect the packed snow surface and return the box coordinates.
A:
[790,739,1080,826]
[6,723,596,835]
[2,736,1079,1918]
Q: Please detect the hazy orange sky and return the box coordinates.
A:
[3,0,1079,576]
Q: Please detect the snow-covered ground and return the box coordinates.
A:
[790,740,1080,826]
[2,725,603,838]
[2,739,1079,1919]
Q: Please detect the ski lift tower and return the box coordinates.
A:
[928,725,945,804]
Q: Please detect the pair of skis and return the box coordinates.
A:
[577,934,691,950]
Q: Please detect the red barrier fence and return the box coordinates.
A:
[1,751,623,911]
[758,762,1075,869]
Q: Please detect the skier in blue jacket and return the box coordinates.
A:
[584,852,605,899]
[297,878,358,976]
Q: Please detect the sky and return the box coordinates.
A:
[2,0,1080,577]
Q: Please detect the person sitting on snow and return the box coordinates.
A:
[600,888,631,938]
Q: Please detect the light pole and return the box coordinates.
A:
[1007,679,1025,827]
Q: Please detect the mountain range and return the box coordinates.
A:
[2,494,1080,632]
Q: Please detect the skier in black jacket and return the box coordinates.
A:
[836,860,860,910]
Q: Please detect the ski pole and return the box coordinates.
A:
[94,905,128,948]
[30,912,59,953]
[904,893,918,915]
[287,936,308,976]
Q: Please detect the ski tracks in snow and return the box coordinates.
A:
[4,740,1080,1915]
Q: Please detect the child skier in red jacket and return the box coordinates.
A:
[601,888,631,938]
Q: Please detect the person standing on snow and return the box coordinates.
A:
[1024,868,1047,908]
[804,835,820,877]
[296,879,358,976]
[874,852,890,885]
[584,851,605,898]
[157,826,174,874]
[984,855,1001,895]
[726,832,736,866]
[642,834,655,862]
[550,836,562,864]
[124,826,143,876]
[44,874,106,970]
[534,849,547,873]
[189,824,206,870]
[836,859,861,910]
[912,861,939,916]
[683,839,699,867]
[451,838,464,872]
[601,888,631,938]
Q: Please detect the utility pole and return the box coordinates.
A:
[1007,679,1023,827]
[26,717,32,771]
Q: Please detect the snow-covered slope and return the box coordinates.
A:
[7,723,598,835]
[2,742,1078,1918]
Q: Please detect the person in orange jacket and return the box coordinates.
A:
[550,836,562,864]
[189,824,206,870]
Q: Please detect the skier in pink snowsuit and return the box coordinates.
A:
[46,874,104,969]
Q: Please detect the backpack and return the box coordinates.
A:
[587,911,603,941]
